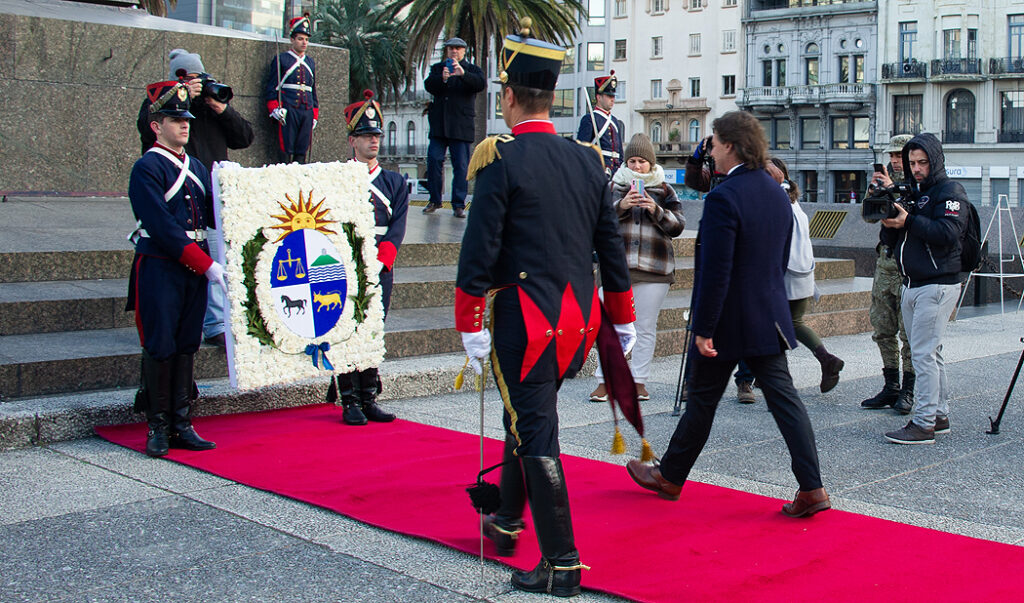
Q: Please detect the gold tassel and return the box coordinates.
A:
[454,357,469,390]
[611,426,626,455]
[467,135,514,180]
[640,438,655,462]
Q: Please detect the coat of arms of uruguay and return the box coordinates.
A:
[270,228,347,338]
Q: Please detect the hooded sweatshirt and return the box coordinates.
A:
[881,132,969,287]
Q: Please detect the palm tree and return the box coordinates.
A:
[138,0,177,17]
[314,0,411,103]
[388,0,587,140]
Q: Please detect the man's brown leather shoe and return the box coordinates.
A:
[781,487,831,518]
[626,460,681,501]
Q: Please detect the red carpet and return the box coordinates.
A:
[98,404,1024,602]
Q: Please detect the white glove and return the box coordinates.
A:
[461,329,492,375]
[205,261,228,296]
[312,118,319,130]
[270,107,288,124]
[614,323,637,356]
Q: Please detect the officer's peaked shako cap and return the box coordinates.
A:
[289,13,311,37]
[498,17,566,91]
[146,80,195,119]
[344,90,384,135]
[595,71,617,96]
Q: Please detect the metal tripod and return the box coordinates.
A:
[955,194,1024,318]
[988,337,1024,435]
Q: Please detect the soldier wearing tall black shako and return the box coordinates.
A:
[128,81,226,457]
[576,71,624,177]
[265,14,318,164]
[456,19,636,597]
[332,90,409,426]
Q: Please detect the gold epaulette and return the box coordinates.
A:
[575,140,604,170]
[467,134,516,180]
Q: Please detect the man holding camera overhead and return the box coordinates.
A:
[137,49,255,348]
[861,134,915,414]
[137,49,255,173]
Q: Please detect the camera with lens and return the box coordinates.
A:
[862,182,914,222]
[197,73,233,103]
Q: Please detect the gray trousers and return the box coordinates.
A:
[901,283,960,428]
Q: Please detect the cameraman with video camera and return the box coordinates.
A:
[136,49,255,347]
[877,133,969,445]
[137,50,255,173]
[861,134,916,413]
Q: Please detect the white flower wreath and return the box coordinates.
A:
[213,161,386,390]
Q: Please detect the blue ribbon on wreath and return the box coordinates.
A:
[305,342,334,371]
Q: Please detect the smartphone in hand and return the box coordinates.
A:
[446,58,455,70]
[634,179,645,197]
[872,163,885,174]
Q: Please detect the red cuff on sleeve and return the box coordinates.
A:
[180,242,214,275]
[267,100,280,112]
[377,241,397,271]
[313,107,320,121]
[455,287,486,332]
[603,289,636,324]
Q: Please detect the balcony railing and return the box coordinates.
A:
[740,83,873,108]
[379,144,429,158]
[998,130,1024,143]
[990,57,1024,75]
[930,58,982,76]
[753,0,866,9]
[881,61,927,79]
[942,130,975,144]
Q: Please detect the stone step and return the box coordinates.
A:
[0,278,873,400]
[0,352,472,449]
[0,257,859,335]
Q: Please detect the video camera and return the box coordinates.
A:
[862,182,914,222]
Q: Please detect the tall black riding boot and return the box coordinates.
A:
[893,372,916,415]
[140,350,173,457]
[337,372,367,425]
[861,368,901,409]
[483,436,527,556]
[168,354,216,451]
[357,368,395,422]
[511,456,584,598]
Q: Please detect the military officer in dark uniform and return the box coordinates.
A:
[576,71,624,176]
[333,90,409,426]
[456,20,636,597]
[265,14,318,164]
[128,81,225,457]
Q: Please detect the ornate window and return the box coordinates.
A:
[945,89,975,143]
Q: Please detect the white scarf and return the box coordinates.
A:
[611,164,665,189]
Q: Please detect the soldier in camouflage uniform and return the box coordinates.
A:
[861,134,915,413]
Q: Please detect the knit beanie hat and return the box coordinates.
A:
[624,133,656,166]
[169,49,205,78]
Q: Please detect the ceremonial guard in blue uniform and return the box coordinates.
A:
[456,20,636,597]
[576,71,624,177]
[128,81,226,457]
[266,14,318,164]
[332,90,409,426]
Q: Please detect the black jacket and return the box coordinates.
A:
[137,96,255,171]
[424,59,485,142]
[881,132,969,287]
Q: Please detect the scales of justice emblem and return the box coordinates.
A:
[267,191,347,338]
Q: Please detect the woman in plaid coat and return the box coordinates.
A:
[591,133,686,402]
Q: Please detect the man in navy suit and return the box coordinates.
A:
[626,111,830,518]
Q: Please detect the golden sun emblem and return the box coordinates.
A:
[269,189,337,243]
